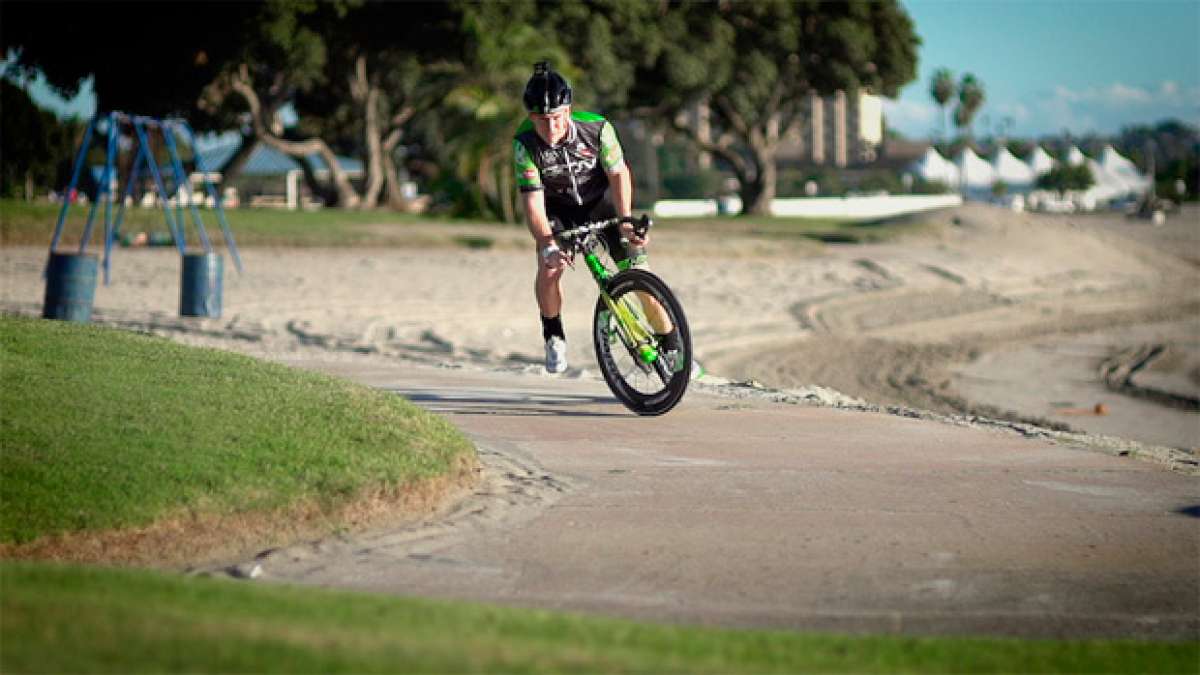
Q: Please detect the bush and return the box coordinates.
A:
[1036,164,1094,192]
[911,177,950,194]
[660,169,726,199]
[857,170,903,194]
[777,170,843,197]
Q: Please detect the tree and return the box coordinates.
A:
[1036,164,1093,193]
[3,0,459,210]
[429,0,659,220]
[0,1,252,119]
[954,73,985,139]
[626,1,920,215]
[929,68,956,140]
[433,0,575,220]
[203,1,463,210]
[196,1,367,208]
[0,79,81,199]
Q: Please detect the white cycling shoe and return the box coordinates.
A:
[544,336,568,374]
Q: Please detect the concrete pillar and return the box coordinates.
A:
[286,169,301,210]
[697,102,712,170]
[834,90,847,168]
[811,93,825,165]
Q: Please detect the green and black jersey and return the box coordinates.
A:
[513,111,626,212]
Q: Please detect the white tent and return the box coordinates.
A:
[1027,146,1056,176]
[1100,145,1150,194]
[1077,159,1130,209]
[957,147,996,190]
[1065,145,1087,166]
[992,148,1036,188]
[910,147,959,186]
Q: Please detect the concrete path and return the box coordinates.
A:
[224,358,1199,640]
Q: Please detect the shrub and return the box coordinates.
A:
[1036,164,1094,192]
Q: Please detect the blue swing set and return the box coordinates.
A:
[45,111,243,320]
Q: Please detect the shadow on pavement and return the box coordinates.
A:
[1174,505,1200,518]
[389,389,627,418]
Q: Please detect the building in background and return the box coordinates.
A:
[786,90,884,167]
[675,90,885,170]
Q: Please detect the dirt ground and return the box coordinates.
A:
[3,202,1197,454]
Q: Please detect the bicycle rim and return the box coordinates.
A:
[592,269,692,416]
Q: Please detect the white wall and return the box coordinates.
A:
[653,194,962,219]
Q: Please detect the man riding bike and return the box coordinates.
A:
[514,61,683,373]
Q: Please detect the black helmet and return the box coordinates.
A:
[523,61,572,114]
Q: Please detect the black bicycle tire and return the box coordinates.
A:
[592,269,692,416]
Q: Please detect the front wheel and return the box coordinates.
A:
[592,269,692,416]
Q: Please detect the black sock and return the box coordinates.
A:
[541,315,565,341]
[660,328,682,351]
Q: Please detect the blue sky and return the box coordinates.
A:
[9,0,1200,141]
[887,0,1200,139]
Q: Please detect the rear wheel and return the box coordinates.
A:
[592,269,692,416]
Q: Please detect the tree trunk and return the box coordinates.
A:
[740,133,778,216]
[380,108,415,211]
[230,66,361,209]
[217,131,257,186]
[382,150,410,211]
[353,56,386,210]
[498,156,514,223]
[298,155,337,206]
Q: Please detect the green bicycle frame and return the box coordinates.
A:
[583,250,659,365]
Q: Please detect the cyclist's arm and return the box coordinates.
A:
[521,190,556,249]
[607,164,633,219]
[514,139,555,249]
[600,121,632,219]
[599,120,643,245]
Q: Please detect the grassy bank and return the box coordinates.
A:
[4,562,1193,674]
[0,198,519,249]
[0,198,933,249]
[0,315,475,561]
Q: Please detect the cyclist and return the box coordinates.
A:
[514,61,682,374]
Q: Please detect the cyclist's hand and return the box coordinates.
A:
[618,219,648,247]
[541,243,568,271]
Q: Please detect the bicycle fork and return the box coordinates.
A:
[601,292,659,365]
[585,250,660,366]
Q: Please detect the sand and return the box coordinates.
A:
[3,202,1197,455]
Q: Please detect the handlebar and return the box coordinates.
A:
[553,214,653,244]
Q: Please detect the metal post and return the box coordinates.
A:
[111,141,147,243]
[79,113,119,255]
[49,114,98,254]
[179,121,244,273]
[162,122,212,252]
[132,118,186,255]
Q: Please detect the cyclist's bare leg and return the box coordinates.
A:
[535,246,565,318]
[635,291,674,334]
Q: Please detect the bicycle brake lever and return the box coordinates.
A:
[633,214,653,238]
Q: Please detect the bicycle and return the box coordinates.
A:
[553,214,692,416]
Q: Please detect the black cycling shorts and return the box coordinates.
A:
[549,198,647,270]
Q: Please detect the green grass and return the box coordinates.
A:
[1,198,934,250]
[0,198,508,249]
[3,562,1194,674]
[0,315,474,546]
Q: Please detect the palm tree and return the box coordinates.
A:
[929,68,956,140]
[954,73,986,140]
[441,6,575,221]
